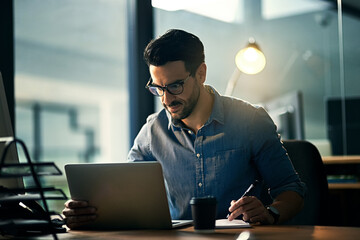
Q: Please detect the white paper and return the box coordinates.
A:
[215,219,251,228]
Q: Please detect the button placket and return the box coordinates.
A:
[194,132,204,195]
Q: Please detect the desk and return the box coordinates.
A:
[322,155,360,164]
[322,155,360,189]
[52,225,360,240]
[322,156,360,226]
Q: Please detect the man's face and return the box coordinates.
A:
[149,61,200,122]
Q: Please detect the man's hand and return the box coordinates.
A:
[62,199,97,229]
[227,196,274,224]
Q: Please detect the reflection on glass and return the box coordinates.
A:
[154,0,359,148]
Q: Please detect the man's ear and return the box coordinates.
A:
[196,63,207,84]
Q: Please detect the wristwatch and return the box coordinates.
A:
[266,206,280,224]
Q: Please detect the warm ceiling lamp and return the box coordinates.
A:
[225,38,266,95]
[235,37,266,75]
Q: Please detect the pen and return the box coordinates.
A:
[227,180,259,218]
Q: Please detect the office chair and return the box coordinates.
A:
[282,140,329,225]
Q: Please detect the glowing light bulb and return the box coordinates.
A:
[235,40,266,75]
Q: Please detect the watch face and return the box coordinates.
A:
[267,206,280,224]
[268,206,280,215]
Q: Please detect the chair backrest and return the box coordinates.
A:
[282,140,329,225]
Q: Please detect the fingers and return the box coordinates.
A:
[228,196,265,222]
[228,197,252,212]
[241,204,266,223]
[62,199,97,229]
[64,199,89,208]
[65,214,97,230]
[62,205,97,217]
[228,196,252,220]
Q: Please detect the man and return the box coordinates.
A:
[63,29,305,229]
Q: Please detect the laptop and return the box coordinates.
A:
[65,161,192,230]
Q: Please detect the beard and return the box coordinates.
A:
[163,82,200,122]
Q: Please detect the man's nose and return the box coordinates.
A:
[162,90,175,105]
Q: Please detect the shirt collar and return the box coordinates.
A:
[206,85,225,125]
[166,85,225,130]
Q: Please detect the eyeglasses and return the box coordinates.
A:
[145,74,191,97]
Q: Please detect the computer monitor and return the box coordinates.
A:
[326,96,360,155]
[262,91,305,140]
[0,72,24,189]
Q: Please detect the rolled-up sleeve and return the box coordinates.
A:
[250,107,307,200]
[270,181,306,199]
[127,116,154,162]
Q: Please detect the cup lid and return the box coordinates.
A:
[190,196,217,204]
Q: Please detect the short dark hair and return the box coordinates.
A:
[144,29,205,76]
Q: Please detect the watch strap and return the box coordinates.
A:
[266,206,280,224]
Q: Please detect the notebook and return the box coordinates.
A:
[65,161,192,230]
[215,219,251,229]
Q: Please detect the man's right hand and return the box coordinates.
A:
[62,199,97,229]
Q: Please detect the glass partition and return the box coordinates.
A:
[153,0,360,156]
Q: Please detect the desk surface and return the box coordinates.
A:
[322,155,360,189]
[322,155,360,164]
[53,225,360,240]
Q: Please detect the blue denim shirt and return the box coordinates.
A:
[128,86,306,220]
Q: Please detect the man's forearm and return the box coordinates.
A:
[270,191,304,224]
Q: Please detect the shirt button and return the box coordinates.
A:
[196,153,200,158]
[198,183,202,187]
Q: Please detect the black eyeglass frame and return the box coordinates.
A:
[145,74,191,97]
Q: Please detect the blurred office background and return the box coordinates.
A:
[3,0,359,212]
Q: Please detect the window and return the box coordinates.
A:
[14,0,129,212]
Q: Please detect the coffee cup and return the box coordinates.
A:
[190,196,217,233]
